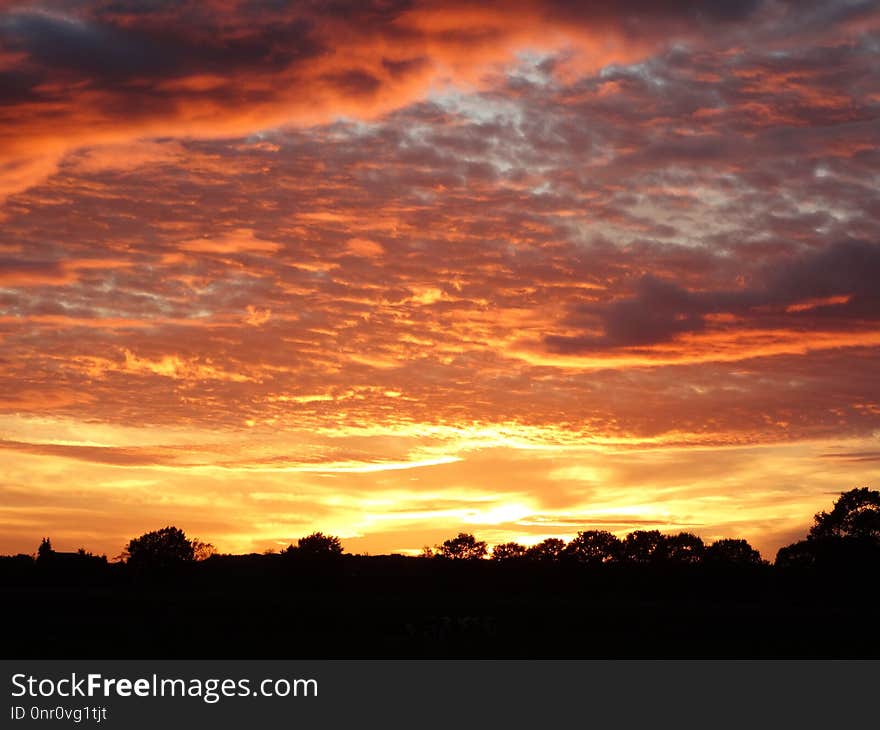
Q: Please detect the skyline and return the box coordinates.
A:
[1,0,879,559]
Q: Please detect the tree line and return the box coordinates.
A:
[426,530,762,566]
[12,487,880,573]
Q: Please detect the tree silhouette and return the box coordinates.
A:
[705,538,763,566]
[492,542,527,561]
[808,487,880,542]
[774,539,816,568]
[619,530,667,564]
[526,538,567,562]
[289,532,343,558]
[664,532,705,564]
[37,537,54,562]
[775,488,880,568]
[438,533,487,560]
[125,526,195,570]
[565,530,621,565]
[191,539,216,561]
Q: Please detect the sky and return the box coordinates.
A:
[1,0,879,560]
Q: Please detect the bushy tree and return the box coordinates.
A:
[125,526,195,570]
[438,533,487,560]
[619,530,667,564]
[809,487,880,541]
[705,538,763,566]
[664,532,705,564]
[565,530,621,565]
[191,539,216,561]
[776,488,880,568]
[774,539,815,568]
[287,532,343,558]
[526,538,567,562]
[492,542,527,561]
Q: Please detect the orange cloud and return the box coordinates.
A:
[0,0,778,203]
[179,229,282,255]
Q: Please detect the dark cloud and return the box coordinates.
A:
[1,9,178,79]
[544,0,763,23]
[769,239,880,302]
[381,56,430,78]
[323,69,383,97]
[0,257,70,285]
[548,240,880,352]
[0,8,323,96]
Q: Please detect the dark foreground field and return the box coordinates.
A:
[4,554,880,658]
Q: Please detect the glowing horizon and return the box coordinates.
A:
[1,0,879,561]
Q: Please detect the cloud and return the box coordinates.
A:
[0,0,792,202]
[65,140,186,174]
[0,257,73,286]
[179,229,283,255]
[345,238,385,258]
[547,240,880,352]
[0,438,174,466]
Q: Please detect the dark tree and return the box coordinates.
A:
[290,532,343,558]
[774,539,817,568]
[438,533,487,560]
[809,487,880,542]
[705,538,763,566]
[526,538,567,562]
[619,530,667,564]
[492,542,527,561]
[37,537,54,562]
[125,526,195,570]
[775,488,880,568]
[565,530,621,565]
[664,532,705,564]
[191,539,216,561]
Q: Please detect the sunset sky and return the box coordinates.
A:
[1,0,879,560]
